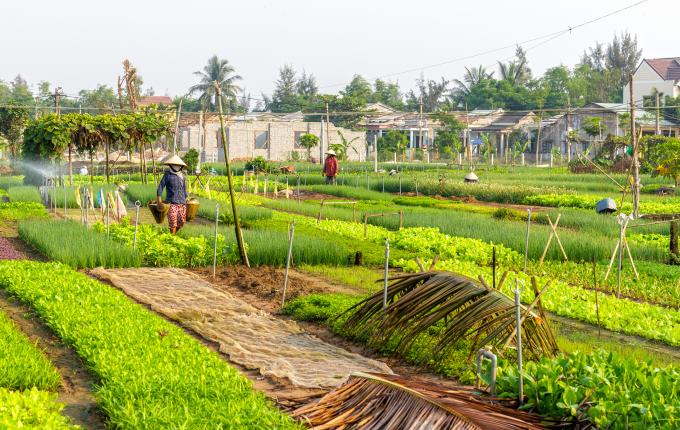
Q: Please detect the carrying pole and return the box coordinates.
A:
[281,222,295,308]
[212,205,219,278]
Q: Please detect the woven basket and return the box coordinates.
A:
[186,198,200,222]
[148,201,169,224]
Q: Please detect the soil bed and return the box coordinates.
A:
[191,265,464,391]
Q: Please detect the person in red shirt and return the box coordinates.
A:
[323,149,338,184]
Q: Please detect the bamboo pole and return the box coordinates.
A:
[215,82,249,267]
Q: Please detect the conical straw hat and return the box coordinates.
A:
[162,154,187,167]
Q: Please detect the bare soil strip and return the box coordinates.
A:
[90,267,391,390]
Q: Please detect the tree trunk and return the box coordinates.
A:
[150,142,157,185]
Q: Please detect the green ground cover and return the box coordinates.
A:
[0,260,301,429]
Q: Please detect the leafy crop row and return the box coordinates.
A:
[275,211,680,345]
[0,309,75,428]
[0,388,77,429]
[495,350,680,428]
[0,261,300,429]
[0,311,60,391]
[19,220,140,268]
[0,202,47,222]
[7,186,42,204]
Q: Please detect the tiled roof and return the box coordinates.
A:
[645,58,680,80]
[138,96,174,106]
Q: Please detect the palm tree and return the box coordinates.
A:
[452,66,494,99]
[498,59,530,86]
[189,56,242,111]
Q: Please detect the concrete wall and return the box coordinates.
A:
[623,61,680,104]
[178,120,366,162]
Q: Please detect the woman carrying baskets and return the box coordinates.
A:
[157,155,188,234]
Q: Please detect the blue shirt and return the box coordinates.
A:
[157,170,188,204]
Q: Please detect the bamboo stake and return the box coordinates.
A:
[215,82,249,267]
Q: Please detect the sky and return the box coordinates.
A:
[0,0,676,100]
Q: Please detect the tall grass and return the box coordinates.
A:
[18,220,140,268]
[8,186,42,203]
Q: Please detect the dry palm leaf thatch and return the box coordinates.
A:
[294,372,559,430]
[340,271,558,361]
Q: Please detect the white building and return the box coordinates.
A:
[623,58,680,105]
[176,112,366,163]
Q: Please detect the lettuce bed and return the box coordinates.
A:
[0,261,300,429]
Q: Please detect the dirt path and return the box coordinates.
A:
[0,290,106,429]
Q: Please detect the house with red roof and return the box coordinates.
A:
[623,58,680,105]
[137,95,174,107]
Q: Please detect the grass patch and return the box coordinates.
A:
[19,220,140,268]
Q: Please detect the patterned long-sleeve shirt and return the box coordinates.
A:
[157,170,188,204]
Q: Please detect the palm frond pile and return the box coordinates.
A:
[340,271,558,361]
[294,372,558,430]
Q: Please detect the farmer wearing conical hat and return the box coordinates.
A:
[157,154,188,234]
[323,149,338,185]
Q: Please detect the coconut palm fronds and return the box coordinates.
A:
[293,372,557,430]
[340,271,558,360]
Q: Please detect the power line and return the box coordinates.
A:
[317,0,650,90]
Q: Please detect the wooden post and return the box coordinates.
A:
[592,256,601,338]
[630,75,640,218]
[671,220,679,262]
[399,209,403,229]
[215,82,249,267]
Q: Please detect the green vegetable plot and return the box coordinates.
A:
[19,220,140,268]
[0,311,60,391]
[0,309,75,428]
[495,350,680,429]
[0,388,78,429]
[0,260,300,429]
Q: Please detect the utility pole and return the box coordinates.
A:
[630,75,640,218]
[325,102,331,150]
[418,95,424,162]
[566,98,572,163]
[53,87,63,116]
[215,82,249,267]
[535,111,542,166]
